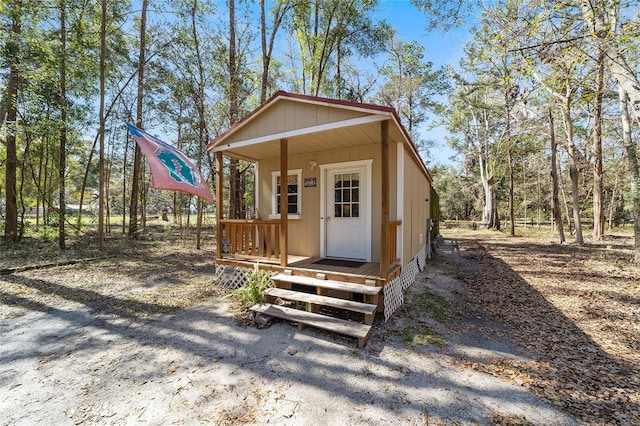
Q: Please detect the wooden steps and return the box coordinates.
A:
[251,272,382,347]
[270,273,382,296]
[263,287,377,323]
[250,303,371,348]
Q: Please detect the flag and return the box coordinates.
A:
[126,124,213,203]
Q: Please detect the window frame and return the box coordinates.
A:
[269,169,303,219]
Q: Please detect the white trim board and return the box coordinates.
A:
[210,115,389,153]
[319,159,373,262]
[396,142,404,266]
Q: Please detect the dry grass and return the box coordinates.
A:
[0,225,222,319]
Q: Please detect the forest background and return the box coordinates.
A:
[1,0,639,258]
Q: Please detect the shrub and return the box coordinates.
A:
[232,264,274,307]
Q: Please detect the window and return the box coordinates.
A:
[333,172,360,218]
[271,169,302,218]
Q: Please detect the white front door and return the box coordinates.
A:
[324,164,369,260]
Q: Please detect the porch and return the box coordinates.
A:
[216,218,402,284]
[215,218,403,348]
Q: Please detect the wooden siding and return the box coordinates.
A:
[402,146,431,266]
[257,145,383,260]
[225,100,370,145]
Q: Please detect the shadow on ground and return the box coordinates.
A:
[0,240,581,425]
[439,235,639,424]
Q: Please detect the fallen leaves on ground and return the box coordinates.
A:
[444,229,640,425]
[0,230,221,319]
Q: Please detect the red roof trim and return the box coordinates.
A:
[276,91,397,115]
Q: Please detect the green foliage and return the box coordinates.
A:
[2,0,637,250]
[411,287,466,324]
[376,36,452,143]
[287,0,384,97]
[432,165,479,220]
[232,266,274,308]
[414,290,454,323]
[400,324,445,347]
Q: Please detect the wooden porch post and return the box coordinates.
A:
[216,151,224,259]
[280,138,288,266]
[380,120,390,278]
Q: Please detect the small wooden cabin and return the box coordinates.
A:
[207,91,437,347]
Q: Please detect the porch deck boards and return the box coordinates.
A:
[216,254,399,283]
[288,257,381,276]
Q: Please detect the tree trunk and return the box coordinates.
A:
[483,175,499,229]
[558,159,572,234]
[78,66,138,231]
[43,142,50,227]
[505,94,514,236]
[592,48,605,240]
[129,0,148,237]
[4,3,21,244]
[98,0,107,249]
[259,0,288,103]
[18,134,30,240]
[229,0,238,122]
[191,0,208,249]
[78,136,98,230]
[549,109,565,243]
[492,184,500,230]
[508,147,514,236]
[560,90,583,244]
[569,164,583,243]
[141,169,147,228]
[577,0,640,123]
[227,0,242,219]
[174,105,183,227]
[36,152,43,231]
[619,85,640,261]
[228,159,240,218]
[106,140,114,234]
[477,138,497,230]
[260,0,269,103]
[607,165,620,231]
[58,0,67,249]
[122,131,128,234]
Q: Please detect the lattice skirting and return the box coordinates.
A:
[383,245,427,321]
[214,264,262,290]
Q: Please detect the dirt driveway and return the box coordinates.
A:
[1,236,579,425]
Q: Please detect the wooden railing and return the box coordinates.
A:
[219,219,281,259]
[388,220,401,265]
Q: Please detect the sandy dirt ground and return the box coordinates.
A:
[1,242,578,425]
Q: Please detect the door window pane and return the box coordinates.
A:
[333,172,360,219]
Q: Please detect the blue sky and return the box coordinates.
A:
[141,0,475,166]
[376,0,476,166]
